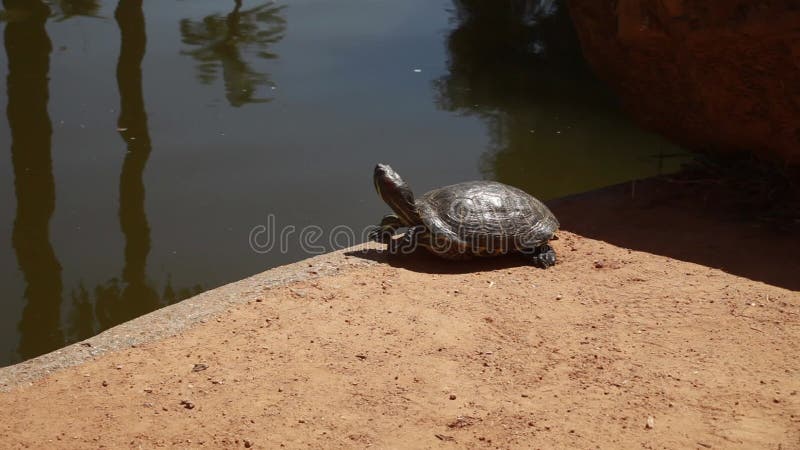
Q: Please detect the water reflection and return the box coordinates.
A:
[92,0,159,331]
[180,0,287,106]
[0,0,692,367]
[4,0,65,359]
[3,0,203,351]
[51,0,102,21]
[80,0,202,337]
[436,0,686,199]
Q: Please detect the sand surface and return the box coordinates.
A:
[0,179,798,449]
[0,230,798,449]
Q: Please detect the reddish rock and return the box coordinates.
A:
[567,0,800,164]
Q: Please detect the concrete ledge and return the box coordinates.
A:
[0,243,380,392]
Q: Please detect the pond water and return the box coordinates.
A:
[0,0,687,366]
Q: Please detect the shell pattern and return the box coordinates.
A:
[415,181,558,256]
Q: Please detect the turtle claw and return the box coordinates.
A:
[368,227,391,243]
[391,225,425,255]
[367,227,380,241]
[529,244,556,269]
[370,214,404,243]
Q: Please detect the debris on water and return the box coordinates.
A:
[412,68,422,73]
[116,127,128,131]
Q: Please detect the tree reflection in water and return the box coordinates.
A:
[435,0,684,200]
[435,0,584,113]
[4,0,65,360]
[180,0,287,107]
[0,0,219,363]
[70,0,204,341]
[90,0,159,332]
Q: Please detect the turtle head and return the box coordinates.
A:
[374,164,420,226]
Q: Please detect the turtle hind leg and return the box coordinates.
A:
[527,244,556,269]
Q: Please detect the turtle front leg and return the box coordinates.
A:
[389,225,427,255]
[528,244,557,269]
[368,214,404,243]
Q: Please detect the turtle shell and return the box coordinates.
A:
[415,181,558,255]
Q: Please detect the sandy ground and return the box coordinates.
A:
[0,179,798,449]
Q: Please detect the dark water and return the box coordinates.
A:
[0,0,687,366]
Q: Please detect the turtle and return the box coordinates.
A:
[369,163,559,268]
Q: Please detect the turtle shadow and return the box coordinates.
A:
[344,248,530,274]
